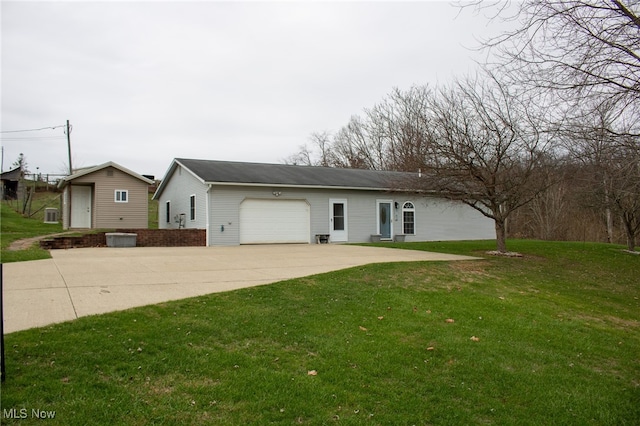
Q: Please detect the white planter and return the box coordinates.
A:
[106,233,137,247]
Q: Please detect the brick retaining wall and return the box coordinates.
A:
[40,229,206,250]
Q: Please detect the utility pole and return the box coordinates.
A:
[66,120,73,229]
[66,120,72,174]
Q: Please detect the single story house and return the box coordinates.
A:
[58,161,154,229]
[152,158,494,246]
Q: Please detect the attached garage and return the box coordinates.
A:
[239,199,311,244]
[153,158,497,246]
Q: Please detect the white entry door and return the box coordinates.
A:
[329,199,348,242]
[71,185,92,228]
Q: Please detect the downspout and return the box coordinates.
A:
[206,184,212,247]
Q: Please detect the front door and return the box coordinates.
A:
[329,199,348,242]
[377,200,392,239]
[71,185,92,228]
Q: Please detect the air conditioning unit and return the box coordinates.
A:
[44,208,59,224]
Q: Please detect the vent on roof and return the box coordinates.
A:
[107,170,114,177]
[44,208,59,224]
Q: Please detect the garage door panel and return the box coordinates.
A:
[240,199,310,244]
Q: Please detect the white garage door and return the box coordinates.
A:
[240,199,310,244]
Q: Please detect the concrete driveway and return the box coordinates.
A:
[2,244,477,333]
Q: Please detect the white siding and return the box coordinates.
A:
[156,165,208,231]
[404,196,495,242]
[155,167,495,246]
[207,185,494,246]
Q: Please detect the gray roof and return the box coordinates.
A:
[172,158,416,190]
[58,161,154,189]
[0,167,22,181]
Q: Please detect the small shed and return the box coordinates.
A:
[1,167,24,200]
[58,162,154,230]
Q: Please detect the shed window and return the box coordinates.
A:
[115,190,128,203]
[190,195,196,221]
[402,202,415,235]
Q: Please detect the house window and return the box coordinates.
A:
[190,195,196,221]
[166,201,171,223]
[115,190,128,203]
[402,202,415,235]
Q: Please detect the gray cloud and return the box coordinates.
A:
[1,1,503,178]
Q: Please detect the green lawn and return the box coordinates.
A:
[0,202,62,263]
[1,240,638,425]
[1,193,159,263]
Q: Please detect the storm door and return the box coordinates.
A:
[329,199,348,242]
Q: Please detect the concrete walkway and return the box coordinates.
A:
[2,245,478,333]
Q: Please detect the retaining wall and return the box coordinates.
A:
[40,229,206,249]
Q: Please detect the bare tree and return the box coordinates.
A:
[331,115,385,170]
[560,99,640,250]
[460,0,640,251]
[611,137,640,250]
[468,0,640,109]
[283,131,335,167]
[284,143,315,166]
[416,75,556,253]
[526,171,572,240]
[364,86,433,172]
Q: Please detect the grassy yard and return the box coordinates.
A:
[1,240,638,425]
[1,192,159,263]
[0,201,63,263]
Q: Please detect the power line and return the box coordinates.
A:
[0,136,66,142]
[0,124,66,134]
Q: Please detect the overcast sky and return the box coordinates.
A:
[1,1,504,179]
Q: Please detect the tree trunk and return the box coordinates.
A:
[604,172,613,243]
[622,215,637,252]
[495,219,507,253]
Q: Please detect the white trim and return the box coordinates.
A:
[189,194,196,221]
[329,198,348,242]
[376,199,394,239]
[114,189,129,203]
[59,161,153,187]
[153,159,206,200]
[206,185,211,247]
[203,181,399,192]
[401,201,416,235]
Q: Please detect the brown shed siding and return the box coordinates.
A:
[64,166,149,229]
[94,167,149,228]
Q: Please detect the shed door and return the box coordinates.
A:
[240,199,310,244]
[71,185,92,228]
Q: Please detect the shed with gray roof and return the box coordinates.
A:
[58,161,154,230]
[153,158,494,246]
